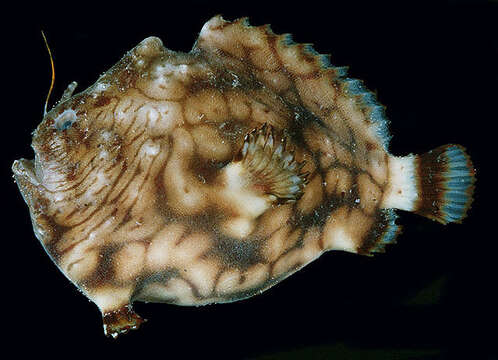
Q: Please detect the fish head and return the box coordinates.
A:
[12,80,126,246]
[16,86,98,186]
[12,36,167,248]
[12,95,96,243]
[33,107,86,183]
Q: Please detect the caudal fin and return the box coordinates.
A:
[413,144,476,224]
[382,144,476,224]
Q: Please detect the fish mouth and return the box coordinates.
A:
[12,158,50,243]
[12,158,40,201]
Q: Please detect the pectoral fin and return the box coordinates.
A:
[231,123,309,202]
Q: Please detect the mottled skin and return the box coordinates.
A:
[12,16,473,338]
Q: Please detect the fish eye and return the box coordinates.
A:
[54,109,77,131]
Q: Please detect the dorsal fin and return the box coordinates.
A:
[194,15,391,151]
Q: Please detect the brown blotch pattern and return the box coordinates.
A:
[13,16,396,324]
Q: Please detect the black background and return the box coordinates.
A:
[2,1,496,359]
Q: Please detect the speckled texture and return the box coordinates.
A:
[12,16,475,338]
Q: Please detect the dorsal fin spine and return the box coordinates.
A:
[343,78,391,149]
[200,16,392,150]
[274,24,393,149]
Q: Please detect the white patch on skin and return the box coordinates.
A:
[137,283,172,302]
[98,150,109,161]
[221,162,273,219]
[162,278,195,305]
[103,217,115,228]
[381,155,418,211]
[33,223,46,242]
[328,226,356,253]
[100,130,113,142]
[185,259,218,297]
[94,82,109,93]
[143,140,160,156]
[52,192,65,203]
[115,98,133,122]
[91,286,133,313]
[216,269,241,295]
[139,101,182,136]
[114,242,146,282]
[147,107,159,123]
[174,233,212,265]
[155,63,189,78]
[146,224,186,270]
[66,251,99,282]
[96,171,109,185]
[91,82,109,98]
[141,63,190,101]
[88,232,96,242]
[222,217,254,239]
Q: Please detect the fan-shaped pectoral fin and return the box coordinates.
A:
[222,123,309,206]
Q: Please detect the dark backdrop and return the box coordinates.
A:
[2,1,496,359]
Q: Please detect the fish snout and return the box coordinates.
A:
[12,159,54,244]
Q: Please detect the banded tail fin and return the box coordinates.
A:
[414,144,476,224]
[382,144,476,224]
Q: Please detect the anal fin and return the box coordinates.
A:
[359,209,402,255]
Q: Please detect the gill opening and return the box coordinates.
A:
[41,30,55,116]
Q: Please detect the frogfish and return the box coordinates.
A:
[12,16,476,338]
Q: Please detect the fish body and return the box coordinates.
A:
[12,16,475,338]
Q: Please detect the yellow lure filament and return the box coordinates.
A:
[41,30,55,116]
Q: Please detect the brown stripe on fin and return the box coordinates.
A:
[235,123,309,202]
[414,144,476,224]
[357,209,402,256]
[102,304,146,339]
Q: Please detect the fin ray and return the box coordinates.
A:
[358,209,402,255]
[235,124,308,202]
[195,15,391,151]
[414,144,476,224]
